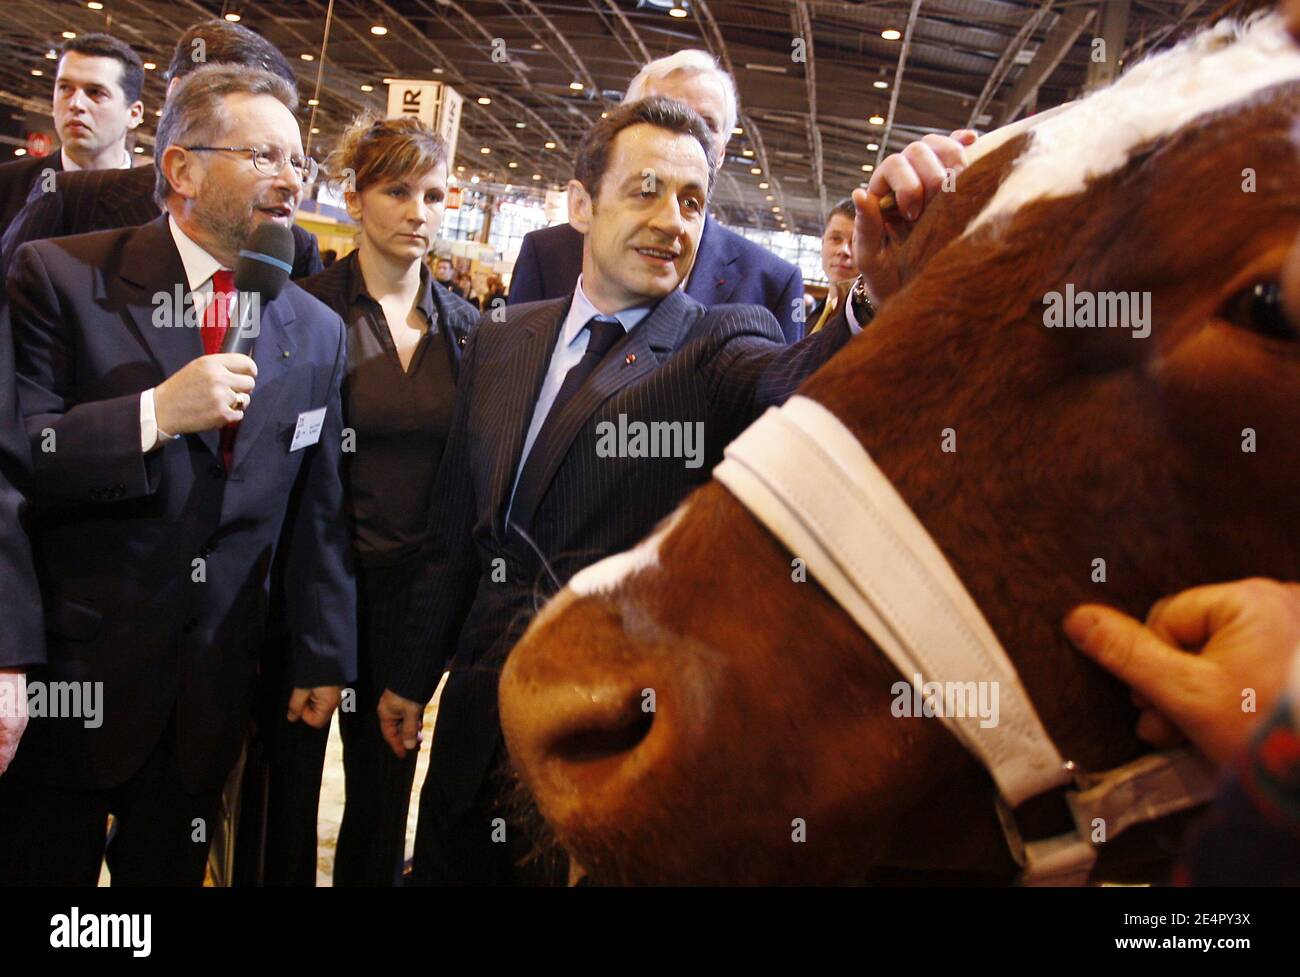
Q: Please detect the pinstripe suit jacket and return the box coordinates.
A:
[391,291,854,803]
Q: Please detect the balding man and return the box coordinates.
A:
[508,50,806,341]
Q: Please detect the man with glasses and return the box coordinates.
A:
[1,19,322,282]
[0,64,355,885]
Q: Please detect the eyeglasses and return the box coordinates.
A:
[183,145,319,184]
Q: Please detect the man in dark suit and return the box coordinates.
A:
[0,64,354,885]
[0,311,44,778]
[508,50,804,342]
[378,96,873,883]
[0,33,144,236]
[1,20,321,282]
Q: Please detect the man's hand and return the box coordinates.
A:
[0,669,28,776]
[1065,578,1300,766]
[854,130,979,306]
[154,353,258,435]
[378,688,424,759]
[286,685,342,729]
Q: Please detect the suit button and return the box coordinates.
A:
[199,542,214,558]
[458,335,467,347]
[209,463,225,479]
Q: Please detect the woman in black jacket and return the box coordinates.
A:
[299,113,479,885]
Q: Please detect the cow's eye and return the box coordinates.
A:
[1220,281,1295,341]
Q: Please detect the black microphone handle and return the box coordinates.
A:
[220,291,259,356]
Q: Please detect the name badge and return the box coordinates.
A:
[290,407,327,451]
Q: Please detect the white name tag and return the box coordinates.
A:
[289,407,327,451]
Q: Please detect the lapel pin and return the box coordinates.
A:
[281,350,291,358]
[624,352,636,365]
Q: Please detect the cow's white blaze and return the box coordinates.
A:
[968,14,1300,235]
[565,504,689,597]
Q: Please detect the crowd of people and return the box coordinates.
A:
[0,12,1296,887]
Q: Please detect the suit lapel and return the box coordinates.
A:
[228,296,296,474]
[486,298,570,536]
[685,216,740,307]
[510,289,702,532]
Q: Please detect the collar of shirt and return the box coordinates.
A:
[168,213,228,294]
[60,145,133,173]
[344,249,437,329]
[564,274,653,348]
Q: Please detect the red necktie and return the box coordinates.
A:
[202,270,238,470]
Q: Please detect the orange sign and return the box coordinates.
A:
[26,131,54,158]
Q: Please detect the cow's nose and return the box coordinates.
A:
[500,595,672,823]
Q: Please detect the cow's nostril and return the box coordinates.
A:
[551,708,654,764]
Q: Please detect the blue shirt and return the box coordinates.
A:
[505,276,653,523]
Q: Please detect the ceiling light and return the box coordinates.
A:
[867,143,879,151]
[600,112,608,119]
[307,98,319,106]
[470,175,479,184]
[87,1,104,8]
[360,84,373,92]
[143,62,156,70]
[861,164,873,171]
[456,165,465,172]
[749,167,761,175]
[569,81,584,91]
[371,25,388,36]
[531,43,543,51]
[532,173,541,180]
[771,206,780,212]
[44,50,57,60]
[477,96,491,105]
[508,161,518,168]
[882,29,902,40]
[31,69,43,76]
[873,81,888,89]
[765,194,774,201]
[310,127,320,134]
[742,149,753,157]
[301,53,314,61]
[62,31,77,40]
[869,114,885,125]
[14,148,26,156]
[669,6,688,17]
[758,181,768,189]
[515,122,525,128]
[224,13,240,22]
[732,126,743,135]
[480,147,491,154]
[133,146,144,153]
[544,141,556,149]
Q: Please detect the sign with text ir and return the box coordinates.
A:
[385,79,463,170]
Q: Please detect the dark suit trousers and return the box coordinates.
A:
[333,556,421,886]
[237,555,421,886]
[408,667,567,886]
[0,713,220,886]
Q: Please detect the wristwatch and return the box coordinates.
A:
[849,276,878,325]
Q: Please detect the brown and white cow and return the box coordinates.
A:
[500,15,1300,884]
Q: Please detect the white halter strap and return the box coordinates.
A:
[713,396,1217,884]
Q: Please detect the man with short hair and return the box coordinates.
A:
[508,50,806,342]
[1,20,321,281]
[0,64,354,885]
[433,255,464,297]
[0,33,144,234]
[809,197,858,333]
[380,96,869,884]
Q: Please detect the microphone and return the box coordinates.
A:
[221,221,296,355]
